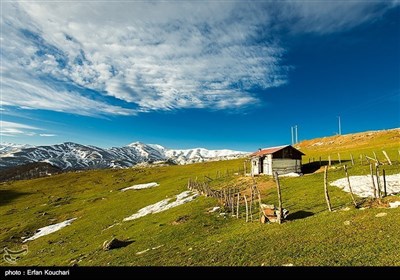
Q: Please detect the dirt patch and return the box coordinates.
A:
[356,197,400,209]
[215,176,275,197]
[171,215,190,225]
[253,180,275,193]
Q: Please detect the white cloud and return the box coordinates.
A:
[1,2,286,114]
[0,121,39,137]
[39,134,56,137]
[1,1,398,115]
[274,1,399,34]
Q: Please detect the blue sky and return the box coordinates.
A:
[1,1,399,151]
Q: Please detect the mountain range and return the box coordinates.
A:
[0,142,249,170]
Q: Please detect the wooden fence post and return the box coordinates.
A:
[236,193,240,219]
[249,187,253,222]
[375,164,381,199]
[231,193,235,216]
[274,172,283,224]
[223,189,227,206]
[324,166,332,212]
[230,190,234,215]
[383,169,387,197]
[319,156,322,167]
[350,154,354,166]
[328,155,331,166]
[256,185,262,220]
[382,151,392,165]
[373,152,380,165]
[244,195,249,222]
[254,186,258,221]
[343,165,357,207]
[338,153,341,164]
[370,163,377,198]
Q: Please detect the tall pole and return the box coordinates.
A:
[295,125,298,144]
[338,116,341,135]
[291,126,294,145]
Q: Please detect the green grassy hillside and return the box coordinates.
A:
[297,128,400,164]
[1,129,399,266]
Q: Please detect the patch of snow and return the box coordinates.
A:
[311,142,323,146]
[121,182,159,191]
[136,249,150,255]
[389,201,400,208]
[23,218,77,242]
[330,174,400,198]
[135,244,164,255]
[375,212,387,217]
[209,206,220,213]
[280,172,301,177]
[123,191,198,221]
[0,143,33,155]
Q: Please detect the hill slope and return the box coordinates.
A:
[296,128,399,161]
[0,128,399,266]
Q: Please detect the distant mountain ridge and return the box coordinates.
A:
[0,142,249,170]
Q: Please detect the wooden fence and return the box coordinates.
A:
[323,162,389,211]
[188,171,288,224]
[187,178,262,222]
[305,150,396,168]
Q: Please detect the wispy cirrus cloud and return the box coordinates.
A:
[39,134,56,137]
[0,121,39,137]
[1,1,398,116]
[273,1,399,34]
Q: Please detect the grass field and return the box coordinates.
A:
[1,128,399,266]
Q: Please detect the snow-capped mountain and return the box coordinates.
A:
[0,143,32,156]
[0,142,249,170]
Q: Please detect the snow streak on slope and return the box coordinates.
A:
[165,148,246,164]
[0,143,32,156]
[121,182,159,191]
[330,174,400,198]
[23,218,77,242]
[123,191,198,221]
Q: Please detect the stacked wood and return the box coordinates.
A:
[260,204,289,224]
